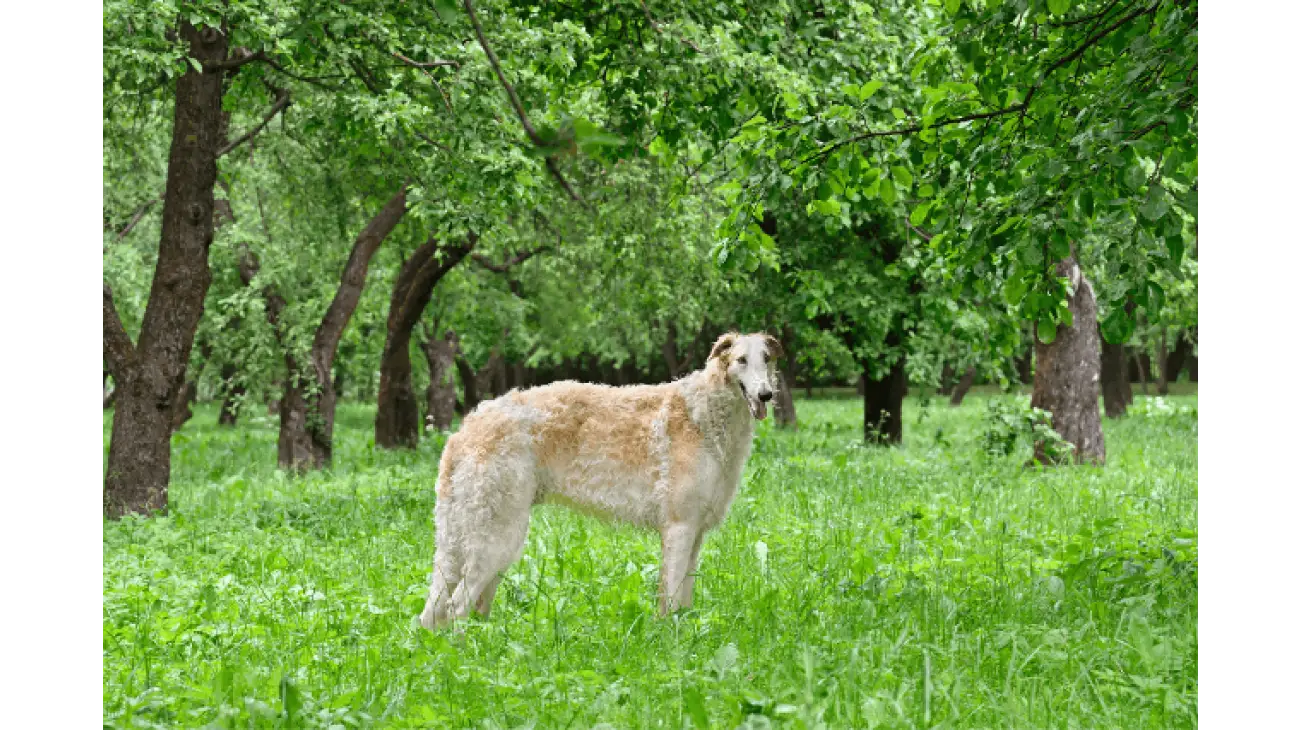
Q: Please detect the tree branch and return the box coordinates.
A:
[205,49,342,91]
[392,52,454,111]
[463,0,586,205]
[103,283,136,378]
[217,86,291,158]
[471,245,549,273]
[392,51,459,70]
[110,196,163,243]
[639,0,703,52]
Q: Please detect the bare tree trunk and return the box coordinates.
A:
[862,352,906,444]
[251,186,407,470]
[774,324,797,429]
[1031,257,1105,465]
[1156,329,1170,395]
[1100,340,1133,418]
[455,355,480,413]
[937,363,955,396]
[1135,353,1150,395]
[1188,353,1198,382]
[662,321,682,378]
[1016,348,1034,386]
[375,235,474,448]
[103,21,228,518]
[948,366,976,406]
[422,331,459,431]
[1164,332,1193,388]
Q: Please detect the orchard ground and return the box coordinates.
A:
[103,390,1197,729]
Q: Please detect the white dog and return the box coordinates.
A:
[418,332,781,629]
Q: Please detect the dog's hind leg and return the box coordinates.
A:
[443,466,535,623]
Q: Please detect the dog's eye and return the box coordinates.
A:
[737,356,747,365]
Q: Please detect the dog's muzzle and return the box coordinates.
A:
[739,382,771,420]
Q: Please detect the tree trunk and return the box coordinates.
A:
[937,363,955,396]
[773,324,797,429]
[1030,257,1105,465]
[455,355,480,413]
[1188,354,1198,382]
[1156,329,1170,395]
[1016,349,1034,386]
[103,22,228,518]
[949,366,976,406]
[1165,332,1193,387]
[253,186,407,470]
[169,380,198,431]
[1100,340,1132,418]
[375,235,474,448]
[662,321,682,378]
[1129,352,1151,395]
[423,331,459,431]
[862,352,906,445]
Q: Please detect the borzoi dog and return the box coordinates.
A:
[418,332,781,629]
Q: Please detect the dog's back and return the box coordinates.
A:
[443,380,686,527]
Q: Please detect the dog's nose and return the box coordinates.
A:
[758,389,773,403]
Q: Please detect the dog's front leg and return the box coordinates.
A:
[659,521,700,616]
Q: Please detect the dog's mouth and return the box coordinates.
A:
[738,381,768,420]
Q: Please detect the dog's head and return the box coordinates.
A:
[708,332,783,420]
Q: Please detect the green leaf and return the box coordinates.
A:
[910,202,932,226]
[1101,307,1135,344]
[684,687,710,729]
[859,80,885,101]
[891,165,913,189]
[891,107,907,121]
[812,199,841,216]
[879,177,897,205]
[1077,188,1094,218]
[1047,0,1070,16]
[1037,317,1058,345]
[432,0,460,20]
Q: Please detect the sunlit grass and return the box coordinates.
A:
[104,392,1197,728]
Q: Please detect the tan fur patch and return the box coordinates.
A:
[665,391,703,522]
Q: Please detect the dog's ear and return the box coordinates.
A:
[709,332,738,362]
[761,333,784,361]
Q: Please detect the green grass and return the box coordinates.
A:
[104,393,1197,729]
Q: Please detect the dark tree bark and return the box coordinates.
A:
[1156,329,1171,395]
[937,363,955,396]
[948,366,976,406]
[1030,257,1105,465]
[774,324,798,429]
[1100,339,1133,418]
[1016,348,1034,386]
[1188,354,1198,382]
[862,350,906,445]
[103,22,229,519]
[455,355,480,413]
[662,321,682,378]
[423,331,459,431]
[246,186,407,470]
[1164,332,1193,388]
[374,235,475,448]
[1134,353,1150,394]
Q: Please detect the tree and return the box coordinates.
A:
[103,20,231,517]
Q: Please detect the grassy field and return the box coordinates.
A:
[103,392,1197,729]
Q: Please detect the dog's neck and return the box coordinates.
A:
[678,360,755,462]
